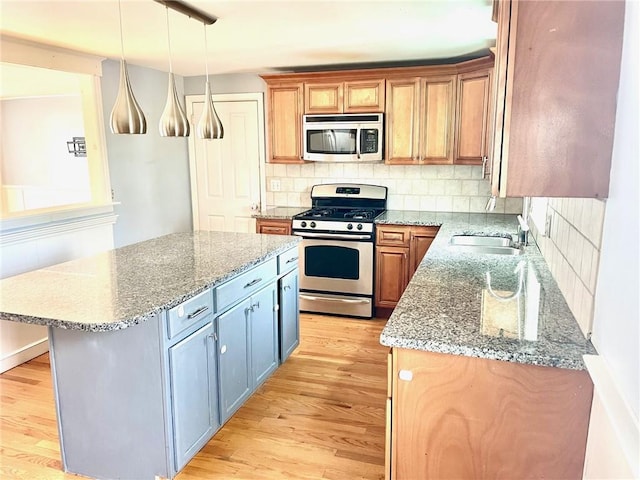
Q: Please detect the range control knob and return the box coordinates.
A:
[300,221,307,228]
[357,223,363,230]
[347,223,353,230]
[310,221,316,228]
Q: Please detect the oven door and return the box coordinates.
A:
[298,237,373,296]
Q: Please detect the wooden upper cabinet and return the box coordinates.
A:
[304,79,385,114]
[386,75,455,165]
[419,75,456,164]
[304,82,343,114]
[454,69,492,165]
[385,78,420,164]
[490,0,625,198]
[266,83,304,163]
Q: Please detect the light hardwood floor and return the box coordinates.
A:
[0,314,388,480]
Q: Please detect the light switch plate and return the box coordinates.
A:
[270,179,281,191]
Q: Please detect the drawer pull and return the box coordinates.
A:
[244,278,262,288]
[187,305,209,319]
[285,256,298,263]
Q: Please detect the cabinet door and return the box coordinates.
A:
[419,75,456,164]
[375,246,410,308]
[256,218,291,235]
[267,83,304,163]
[385,78,420,164]
[409,227,438,276]
[304,82,343,114]
[250,284,279,387]
[169,322,219,471]
[279,269,300,362]
[344,79,385,113]
[217,299,252,423]
[454,69,491,165]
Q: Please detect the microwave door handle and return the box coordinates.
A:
[356,127,361,159]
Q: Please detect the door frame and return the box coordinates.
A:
[186,92,267,231]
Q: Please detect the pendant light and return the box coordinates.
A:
[159,6,190,137]
[197,24,224,139]
[110,0,146,135]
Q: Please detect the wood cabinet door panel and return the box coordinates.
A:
[419,75,456,164]
[376,225,411,247]
[268,83,304,163]
[393,348,593,479]
[256,219,292,235]
[409,227,438,275]
[344,79,385,113]
[385,79,420,164]
[304,82,343,114]
[455,70,491,165]
[375,246,410,308]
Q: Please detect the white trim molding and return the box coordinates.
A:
[0,336,49,374]
[583,354,639,479]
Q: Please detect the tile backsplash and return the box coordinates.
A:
[265,164,523,214]
[530,197,606,338]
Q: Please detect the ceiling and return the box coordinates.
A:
[0,0,496,77]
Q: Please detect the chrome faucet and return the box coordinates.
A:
[485,195,497,212]
[517,215,530,246]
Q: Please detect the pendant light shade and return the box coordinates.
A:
[110,0,146,135]
[197,25,224,139]
[159,7,190,137]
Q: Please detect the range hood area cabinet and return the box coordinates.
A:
[261,57,494,167]
[304,79,386,114]
[489,0,625,198]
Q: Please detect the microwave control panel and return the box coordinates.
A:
[361,129,379,154]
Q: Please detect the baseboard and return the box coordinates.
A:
[0,337,49,373]
[583,355,639,479]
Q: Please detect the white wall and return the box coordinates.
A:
[0,210,116,372]
[584,1,639,476]
[101,60,193,247]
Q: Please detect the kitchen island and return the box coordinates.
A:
[0,231,300,480]
[377,211,596,479]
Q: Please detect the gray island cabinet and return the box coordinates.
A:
[0,231,300,480]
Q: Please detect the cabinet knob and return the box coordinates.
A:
[398,369,413,382]
[220,344,227,354]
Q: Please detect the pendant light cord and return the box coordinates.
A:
[203,24,209,81]
[165,6,174,73]
[117,0,125,60]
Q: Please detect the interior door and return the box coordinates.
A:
[187,93,266,232]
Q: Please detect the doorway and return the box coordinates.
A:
[186,93,266,233]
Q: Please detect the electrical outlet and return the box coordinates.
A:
[270,179,281,192]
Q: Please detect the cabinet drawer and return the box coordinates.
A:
[278,246,299,274]
[216,258,277,312]
[167,289,214,339]
[376,226,411,247]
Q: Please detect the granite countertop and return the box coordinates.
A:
[0,231,299,332]
[377,210,596,370]
[252,207,308,220]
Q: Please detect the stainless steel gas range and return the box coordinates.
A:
[292,183,387,318]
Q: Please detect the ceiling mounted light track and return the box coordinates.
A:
[159,6,190,137]
[110,0,147,135]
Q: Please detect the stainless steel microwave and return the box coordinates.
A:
[302,113,384,162]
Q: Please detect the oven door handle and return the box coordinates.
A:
[293,232,371,241]
[299,294,370,305]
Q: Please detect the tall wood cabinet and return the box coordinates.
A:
[489,0,625,197]
[375,224,439,308]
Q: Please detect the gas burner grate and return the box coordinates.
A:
[343,209,375,220]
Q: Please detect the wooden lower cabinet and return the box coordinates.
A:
[256,218,292,235]
[387,348,593,479]
[375,224,439,308]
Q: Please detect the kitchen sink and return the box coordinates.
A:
[449,235,522,255]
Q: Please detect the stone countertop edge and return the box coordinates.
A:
[376,210,596,371]
[0,232,300,333]
[252,207,308,220]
